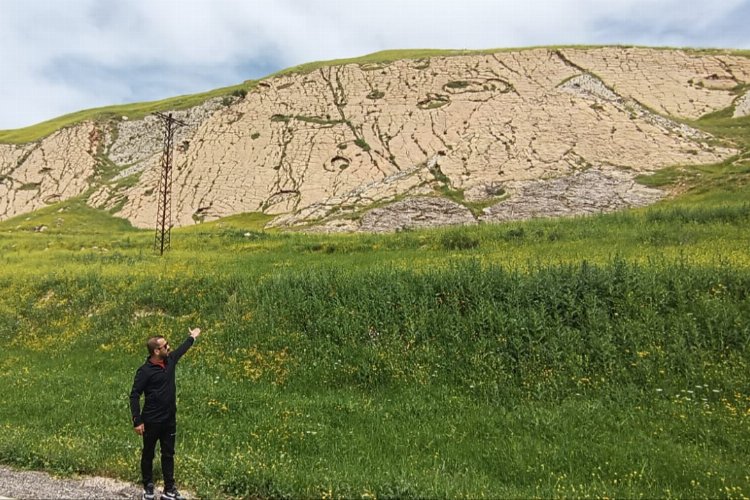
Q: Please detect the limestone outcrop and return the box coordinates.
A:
[479,168,664,223]
[0,123,101,221]
[2,47,749,232]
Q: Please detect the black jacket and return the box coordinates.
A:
[129,336,194,426]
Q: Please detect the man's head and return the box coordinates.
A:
[147,336,170,359]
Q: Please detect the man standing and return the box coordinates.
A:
[130,327,201,500]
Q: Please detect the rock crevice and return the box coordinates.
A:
[1,47,748,232]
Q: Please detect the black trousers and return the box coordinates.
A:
[141,420,177,489]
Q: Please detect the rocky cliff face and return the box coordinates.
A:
[2,47,749,232]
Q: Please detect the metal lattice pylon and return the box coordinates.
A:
[153,112,186,255]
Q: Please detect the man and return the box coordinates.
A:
[130,327,201,500]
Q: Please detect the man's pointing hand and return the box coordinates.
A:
[189,327,201,338]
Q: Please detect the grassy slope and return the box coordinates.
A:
[0,82,252,144]
[0,158,749,497]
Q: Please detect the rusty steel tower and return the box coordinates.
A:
[153,112,186,255]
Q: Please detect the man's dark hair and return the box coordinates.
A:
[147,336,164,356]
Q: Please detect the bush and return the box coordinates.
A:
[440,231,480,250]
[503,227,525,241]
[354,138,371,151]
[446,81,470,89]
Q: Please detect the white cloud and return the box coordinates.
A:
[1,0,749,130]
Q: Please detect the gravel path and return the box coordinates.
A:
[0,466,141,499]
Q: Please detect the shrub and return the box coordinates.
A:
[440,231,480,250]
[354,138,371,151]
[503,227,525,241]
[446,81,470,89]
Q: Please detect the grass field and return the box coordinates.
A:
[0,156,749,498]
[1,49,749,497]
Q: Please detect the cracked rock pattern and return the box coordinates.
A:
[2,48,749,231]
[306,197,477,233]
[359,197,477,232]
[312,168,662,232]
[558,73,710,141]
[734,92,750,118]
[0,123,100,221]
[479,168,664,222]
[559,47,750,119]
[107,98,226,171]
[103,48,741,230]
[266,156,439,229]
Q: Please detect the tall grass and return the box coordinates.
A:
[0,255,748,497]
[0,162,749,497]
[257,259,750,395]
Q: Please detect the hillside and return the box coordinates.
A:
[1,46,750,233]
[0,178,749,497]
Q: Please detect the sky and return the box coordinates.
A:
[1,0,749,130]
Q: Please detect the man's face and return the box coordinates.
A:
[155,339,170,359]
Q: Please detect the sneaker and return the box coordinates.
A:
[162,487,186,500]
[142,483,155,500]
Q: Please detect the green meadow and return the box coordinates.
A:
[0,157,749,498]
[0,67,749,496]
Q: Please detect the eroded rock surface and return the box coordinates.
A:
[307,168,663,233]
[733,91,750,118]
[304,197,477,233]
[360,197,477,232]
[558,47,750,119]
[479,168,664,222]
[0,123,100,221]
[107,97,226,172]
[2,47,749,232]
